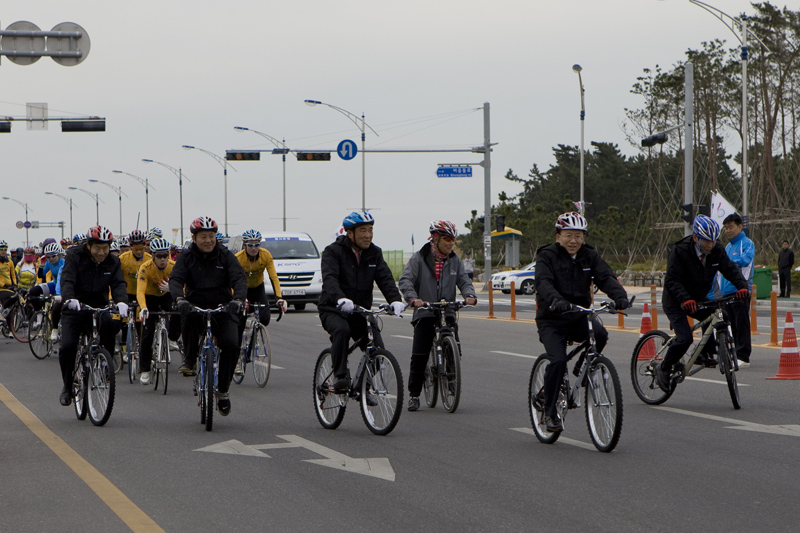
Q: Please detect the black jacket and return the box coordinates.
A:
[169,242,247,309]
[663,235,747,310]
[319,235,401,310]
[779,248,794,270]
[60,245,127,309]
[534,242,626,320]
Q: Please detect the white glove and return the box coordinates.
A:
[390,301,406,316]
[337,298,355,314]
[158,279,170,293]
[276,299,288,314]
[139,308,149,321]
[116,302,129,318]
[65,299,81,311]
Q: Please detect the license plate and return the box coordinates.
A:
[282,289,306,296]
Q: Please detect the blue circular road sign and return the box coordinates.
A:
[337,139,358,161]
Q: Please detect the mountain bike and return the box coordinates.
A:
[29,294,57,359]
[631,295,741,410]
[313,304,404,436]
[529,299,631,452]
[148,311,176,395]
[72,304,117,426]
[233,302,283,388]
[421,300,472,413]
[190,305,228,431]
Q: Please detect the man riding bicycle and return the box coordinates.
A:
[398,220,477,412]
[319,212,405,393]
[534,212,629,433]
[656,215,750,392]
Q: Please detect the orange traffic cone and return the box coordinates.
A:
[767,311,800,380]
[637,302,656,360]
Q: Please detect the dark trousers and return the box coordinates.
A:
[238,285,270,345]
[181,312,239,393]
[59,311,121,389]
[728,300,751,362]
[537,317,608,418]
[408,316,459,396]
[319,311,384,379]
[140,294,181,371]
[662,306,715,369]
[779,267,792,297]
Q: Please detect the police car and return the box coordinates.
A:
[490,262,536,295]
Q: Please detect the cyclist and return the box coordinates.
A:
[398,220,477,411]
[319,212,405,393]
[110,240,121,258]
[169,216,246,416]
[0,240,17,309]
[58,226,128,406]
[136,238,181,385]
[118,236,130,255]
[28,243,65,328]
[119,229,151,351]
[656,215,750,392]
[534,212,630,433]
[73,233,87,248]
[147,227,163,243]
[16,247,40,290]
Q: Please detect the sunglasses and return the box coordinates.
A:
[154,253,169,259]
[245,243,260,248]
[47,254,59,259]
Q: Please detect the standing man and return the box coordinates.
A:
[778,240,794,298]
[462,250,476,281]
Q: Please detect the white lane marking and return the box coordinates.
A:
[492,350,537,359]
[510,427,596,451]
[685,376,749,386]
[391,335,414,340]
[653,407,800,437]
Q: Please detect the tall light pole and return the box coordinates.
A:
[234,127,290,231]
[89,180,128,235]
[2,196,31,246]
[182,145,236,237]
[142,159,190,244]
[304,99,378,211]
[69,187,101,226]
[572,64,586,215]
[113,170,155,230]
[45,191,77,237]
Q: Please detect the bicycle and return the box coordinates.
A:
[148,310,177,395]
[29,294,57,360]
[631,295,741,410]
[125,302,141,384]
[71,304,117,426]
[3,287,32,343]
[421,300,472,413]
[313,304,404,436]
[190,304,229,432]
[529,299,631,452]
[233,302,283,388]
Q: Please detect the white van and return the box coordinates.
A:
[260,232,322,311]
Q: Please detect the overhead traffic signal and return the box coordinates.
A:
[296,152,331,161]
[61,120,105,132]
[0,122,10,133]
[226,151,260,161]
[496,215,505,232]
[641,133,668,148]
[680,202,693,223]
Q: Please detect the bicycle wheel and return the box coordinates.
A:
[197,370,206,425]
[313,348,347,429]
[127,323,139,384]
[29,315,51,360]
[156,328,170,395]
[205,348,215,431]
[9,305,31,343]
[717,330,741,409]
[630,330,673,405]
[74,353,88,421]
[251,324,271,388]
[423,346,438,408]
[87,348,115,426]
[585,355,623,452]
[528,354,561,444]
[360,348,403,435]
[439,335,461,413]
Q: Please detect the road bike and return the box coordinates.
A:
[421,300,472,413]
[3,287,32,343]
[125,302,141,383]
[233,302,283,388]
[190,305,228,431]
[631,295,741,410]
[29,294,57,360]
[72,304,117,426]
[529,299,631,452]
[148,310,176,395]
[313,304,404,436]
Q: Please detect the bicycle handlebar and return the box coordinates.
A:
[244,301,284,322]
[696,294,744,310]
[419,300,474,311]
[571,295,636,316]
[318,304,404,317]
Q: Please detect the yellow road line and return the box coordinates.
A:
[0,384,164,532]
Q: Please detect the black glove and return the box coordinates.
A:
[175,299,192,316]
[550,299,573,314]
[614,298,630,311]
[227,299,243,316]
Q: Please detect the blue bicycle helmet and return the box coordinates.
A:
[242,229,261,241]
[342,211,374,229]
[216,232,224,241]
[692,215,720,242]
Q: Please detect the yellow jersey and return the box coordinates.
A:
[119,250,151,295]
[16,262,39,290]
[136,259,175,310]
[235,248,282,297]
[0,258,17,289]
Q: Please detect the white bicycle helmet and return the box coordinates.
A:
[555,212,588,231]
[44,242,63,255]
[149,238,170,253]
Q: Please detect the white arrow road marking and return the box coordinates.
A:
[194,435,396,481]
[510,427,596,451]
[654,406,800,437]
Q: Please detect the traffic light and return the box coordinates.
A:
[296,152,331,161]
[641,132,668,148]
[0,122,10,133]
[477,216,485,232]
[226,151,260,161]
[496,215,505,232]
[680,202,693,223]
[61,120,105,132]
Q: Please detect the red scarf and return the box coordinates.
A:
[431,243,447,280]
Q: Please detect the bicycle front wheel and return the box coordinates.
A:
[439,335,461,413]
[156,328,170,395]
[251,324,271,388]
[204,349,215,431]
[313,348,346,429]
[9,306,30,343]
[528,354,560,444]
[585,355,623,452]
[717,330,741,409]
[127,324,139,384]
[360,348,403,435]
[423,346,438,408]
[74,353,88,421]
[87,348,115,426]
[29,315,51,359]
[631,330,673,405]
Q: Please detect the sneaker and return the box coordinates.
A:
[696,354,718,368]
[407,397,420,411]
[234,361,244,376]
[332,376,350,393]
[32,315,42,329]
[179,362,197,376]
[736,359,750,369]
[366,393,378,407]
[169,341,179,351]
[655,362,672,392]
[50,330,59,342]
[217,392,231,416]
[544,414,564,433]
[140,371,150,385]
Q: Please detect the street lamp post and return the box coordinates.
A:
[45,191,77,237]
[572,64,586,215]
[234,127,290,231]
[142,159,190,244]
[182,145,236,237]
[113,170,155,230]
[89,180,128,235]
[304,99,378,211]
[69,187,101,225]
[2,196,31,246]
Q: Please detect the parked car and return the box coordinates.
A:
[490,262,536,295]
[260,232,322,311]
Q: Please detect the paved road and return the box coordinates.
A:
[1,303,798,531]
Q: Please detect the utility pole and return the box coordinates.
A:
[482,102,492,289]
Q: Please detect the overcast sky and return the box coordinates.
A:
[1,0,763,251]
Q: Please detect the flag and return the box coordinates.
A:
[411,234,414,247]
[709,191,737,228]
[573,201,584,211]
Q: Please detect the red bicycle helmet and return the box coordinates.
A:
[86,226,114,243]
[190,216,218,234]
